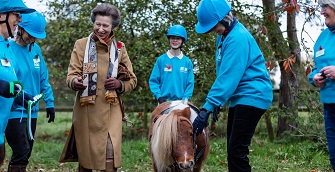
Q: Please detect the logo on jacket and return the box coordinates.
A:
[180,67,188,73]
[164,64,172,72]
[33,55,40,67]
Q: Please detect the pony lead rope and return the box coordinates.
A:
[27,100,34,140]
[27,93,44,140]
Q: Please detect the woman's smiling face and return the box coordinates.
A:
[321,4,335,27]
[0,12,22,39]
[93,14,113,40]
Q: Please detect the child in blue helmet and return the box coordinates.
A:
[149,24,194,104]
[192,0,273,171]
[0,0,35,166]
[5,11,55,171]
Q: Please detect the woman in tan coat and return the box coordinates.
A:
[65,3,137,172]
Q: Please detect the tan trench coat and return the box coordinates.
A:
[65,33,137,170]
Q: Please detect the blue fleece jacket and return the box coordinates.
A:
[308,28,335,104]
[149,51,194,101]
[9,41,54,119]
[0,36,19,145]
[203,22,273,111]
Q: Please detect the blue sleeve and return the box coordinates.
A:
[183,59,194,100]
[36,45,54,108]
[203,35,248,111]
[149,57,162,99]
[308,67,318,87]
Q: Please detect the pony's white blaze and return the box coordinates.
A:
[184,152,188,163]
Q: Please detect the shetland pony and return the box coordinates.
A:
[148,100,210,172]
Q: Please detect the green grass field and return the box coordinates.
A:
[0,112,333,172]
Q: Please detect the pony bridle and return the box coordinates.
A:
[193,127,208,163]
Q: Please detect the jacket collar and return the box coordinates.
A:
[167,50,183,59]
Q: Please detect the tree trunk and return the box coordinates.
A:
[276,4,300,139]
[264,113,274,142]
[262,0,299,139]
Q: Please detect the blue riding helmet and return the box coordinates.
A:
[0,0,35,14]
[19,11,47,39]
[166,24,188,44]
[196,0,231,34]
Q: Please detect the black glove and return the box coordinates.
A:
[46,108,55,123]
[192,108,211,136]
[14,92,34,109]
[0,80,22,98]
[158,97,166,104]
[212,106,220,122]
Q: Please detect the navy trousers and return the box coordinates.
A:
[5,118,36,166]
[227,105,266,172]
[324,104,335,171]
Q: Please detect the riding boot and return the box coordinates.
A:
[7,165,27,172]
[78,164,92,172]
[0,144,5,165]
[102,135,117,172]
[101,160,117,172]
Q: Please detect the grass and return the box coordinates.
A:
[0,112,333,172]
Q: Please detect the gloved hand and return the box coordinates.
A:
[193,108,211,136]
[212,106,220,122]
[14,92,34,109]
[72,77,87,91]
[46,108,55,123]
[104,77,121,90]
[158,97,166,104]
[0,80,23,98]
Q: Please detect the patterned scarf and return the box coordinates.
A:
[105,38,120,104]
[220,12,238,36]
[80,33,119,106]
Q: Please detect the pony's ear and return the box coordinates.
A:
[181,107,191,119]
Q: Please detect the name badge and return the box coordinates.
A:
[164,67,172,72]
[1,59,11,66]
[316,49,325,58]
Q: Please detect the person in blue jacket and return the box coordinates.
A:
[149,24,194,104]
[0,0,35,166]
[308,0,335,170]
[5,11,55,171]
[192,0,273,171]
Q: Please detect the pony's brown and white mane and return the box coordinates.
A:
[151,109,192,172]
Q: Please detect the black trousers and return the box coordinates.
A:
[5,118,37,166]
[227,105,266,172]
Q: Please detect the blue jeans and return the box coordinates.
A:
[324,104,335,170]
[5,118,36,166]
[227,105,266,172]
